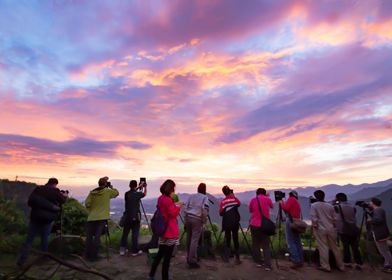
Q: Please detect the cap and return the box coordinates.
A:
[289,190,298,198]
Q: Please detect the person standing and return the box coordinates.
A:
[17,178,68,267]
[368,197,392,273]
[119,179,147,256]
[219,186,242,264]
[310,190,344,272]
[148,179,183,280]
[184,183,209,268]
[334,193,362,270]
[280,190,304,269]
[249,188,274,271]
[85,176,119,261]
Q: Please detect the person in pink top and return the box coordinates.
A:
[148,179,183,280]
[249,188,274,270]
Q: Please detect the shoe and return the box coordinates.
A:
[188,262,200,269]
[317,267,331,273]
[290,263,303,269]
[264,266,272,271]
[131,250,143,257]
[344,263,353,268]
[382,267,392,273]
[119,247,128,256]
[355,265,362,271]
[256,264,263,268]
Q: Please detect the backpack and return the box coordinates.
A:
[151,205,168,237]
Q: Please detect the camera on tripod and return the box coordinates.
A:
[106,181,112,188]
[355,201,370,209]
[60,189,69,194]
[274,191,286,202]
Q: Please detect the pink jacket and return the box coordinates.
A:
[249,194,273,227]
[158,194,180,239]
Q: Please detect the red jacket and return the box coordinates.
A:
[157,194,180,239]
[281,196,301,219]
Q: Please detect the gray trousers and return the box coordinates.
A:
[375,240,392,268]
[186,216,203,264]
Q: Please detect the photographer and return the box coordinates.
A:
[119,179,147,256]
[184,183,209,268]
[249,188,273,271]
[219,186,241,264]
[279,191,304,269]
[17,178,68,267]
[368,198,392,273]
[334,193,362,270]
[85,176,119,261]
[310,190,344,272]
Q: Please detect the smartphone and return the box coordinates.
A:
[140,177,146,184]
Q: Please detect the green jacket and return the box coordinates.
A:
[85,187,119,221]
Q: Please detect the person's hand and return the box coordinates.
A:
[175,202,184,208]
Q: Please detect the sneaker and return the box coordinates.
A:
[317,267,331,273]
[264,266,272,271]
[382,267,392,273]
[119,247,128,256]
[188,262,200,269]
[131,250,143,257]
[256,264,263,268]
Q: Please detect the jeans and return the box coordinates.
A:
[17,220,54,265]
[375,240,392,268]
[285,220,304,264]
[85,220,106,261]
[120,220,141,253]
[149,244,175,280]
[339,234,362,265]
[250,226,271,267]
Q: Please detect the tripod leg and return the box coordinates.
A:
[239,225,252,255]
[105,222,110,261]
[140,201,151,233]
[208,215,219,244]
[270,238,279,270]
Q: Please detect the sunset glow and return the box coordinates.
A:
[1,0,391,197]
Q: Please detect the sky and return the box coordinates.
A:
[0,0,392,198]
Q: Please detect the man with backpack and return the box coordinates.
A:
[119,179,147,256]
[17,178,68,267]
[334,193,362,270]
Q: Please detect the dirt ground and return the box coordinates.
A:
[1,249,391,280]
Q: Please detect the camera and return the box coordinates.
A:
[274,191,286,202]
[355,201,370,208]
[60,190,69,194]
[106,181,112,188]
[309,196,317,204]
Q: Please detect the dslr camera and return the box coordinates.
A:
[106,181,112,188]
[60,190,69,194]
[309,196,317,204]
[274,191,286,202]
[355,201,370,209]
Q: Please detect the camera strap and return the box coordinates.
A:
[256,196,264,219]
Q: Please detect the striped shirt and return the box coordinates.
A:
[219,194,241,215]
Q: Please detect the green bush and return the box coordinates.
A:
[0,195,26,235]
[57,198,88,235]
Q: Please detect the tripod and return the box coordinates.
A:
[272,203,285,269]
[140,200,152,233]
[104,221,111,261]
[358,207,375,270]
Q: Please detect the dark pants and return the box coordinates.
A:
[251,226,271,267]
[17,220,53,265]
[149,244,175,280]
[340,234,362,265]
[85,220,106,261]
[224,225,240,257]
[120,220,141,253]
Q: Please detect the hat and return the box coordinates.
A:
[98,176,109,186]
[222,185,232,194]
[289,190,298,198]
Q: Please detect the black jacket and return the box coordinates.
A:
[28,185,66,224]
[369,207,390,241]
[124,190,145,222]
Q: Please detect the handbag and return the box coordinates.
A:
[256,196,275,236]
[289,216,308,234]
[338,205,360,238]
